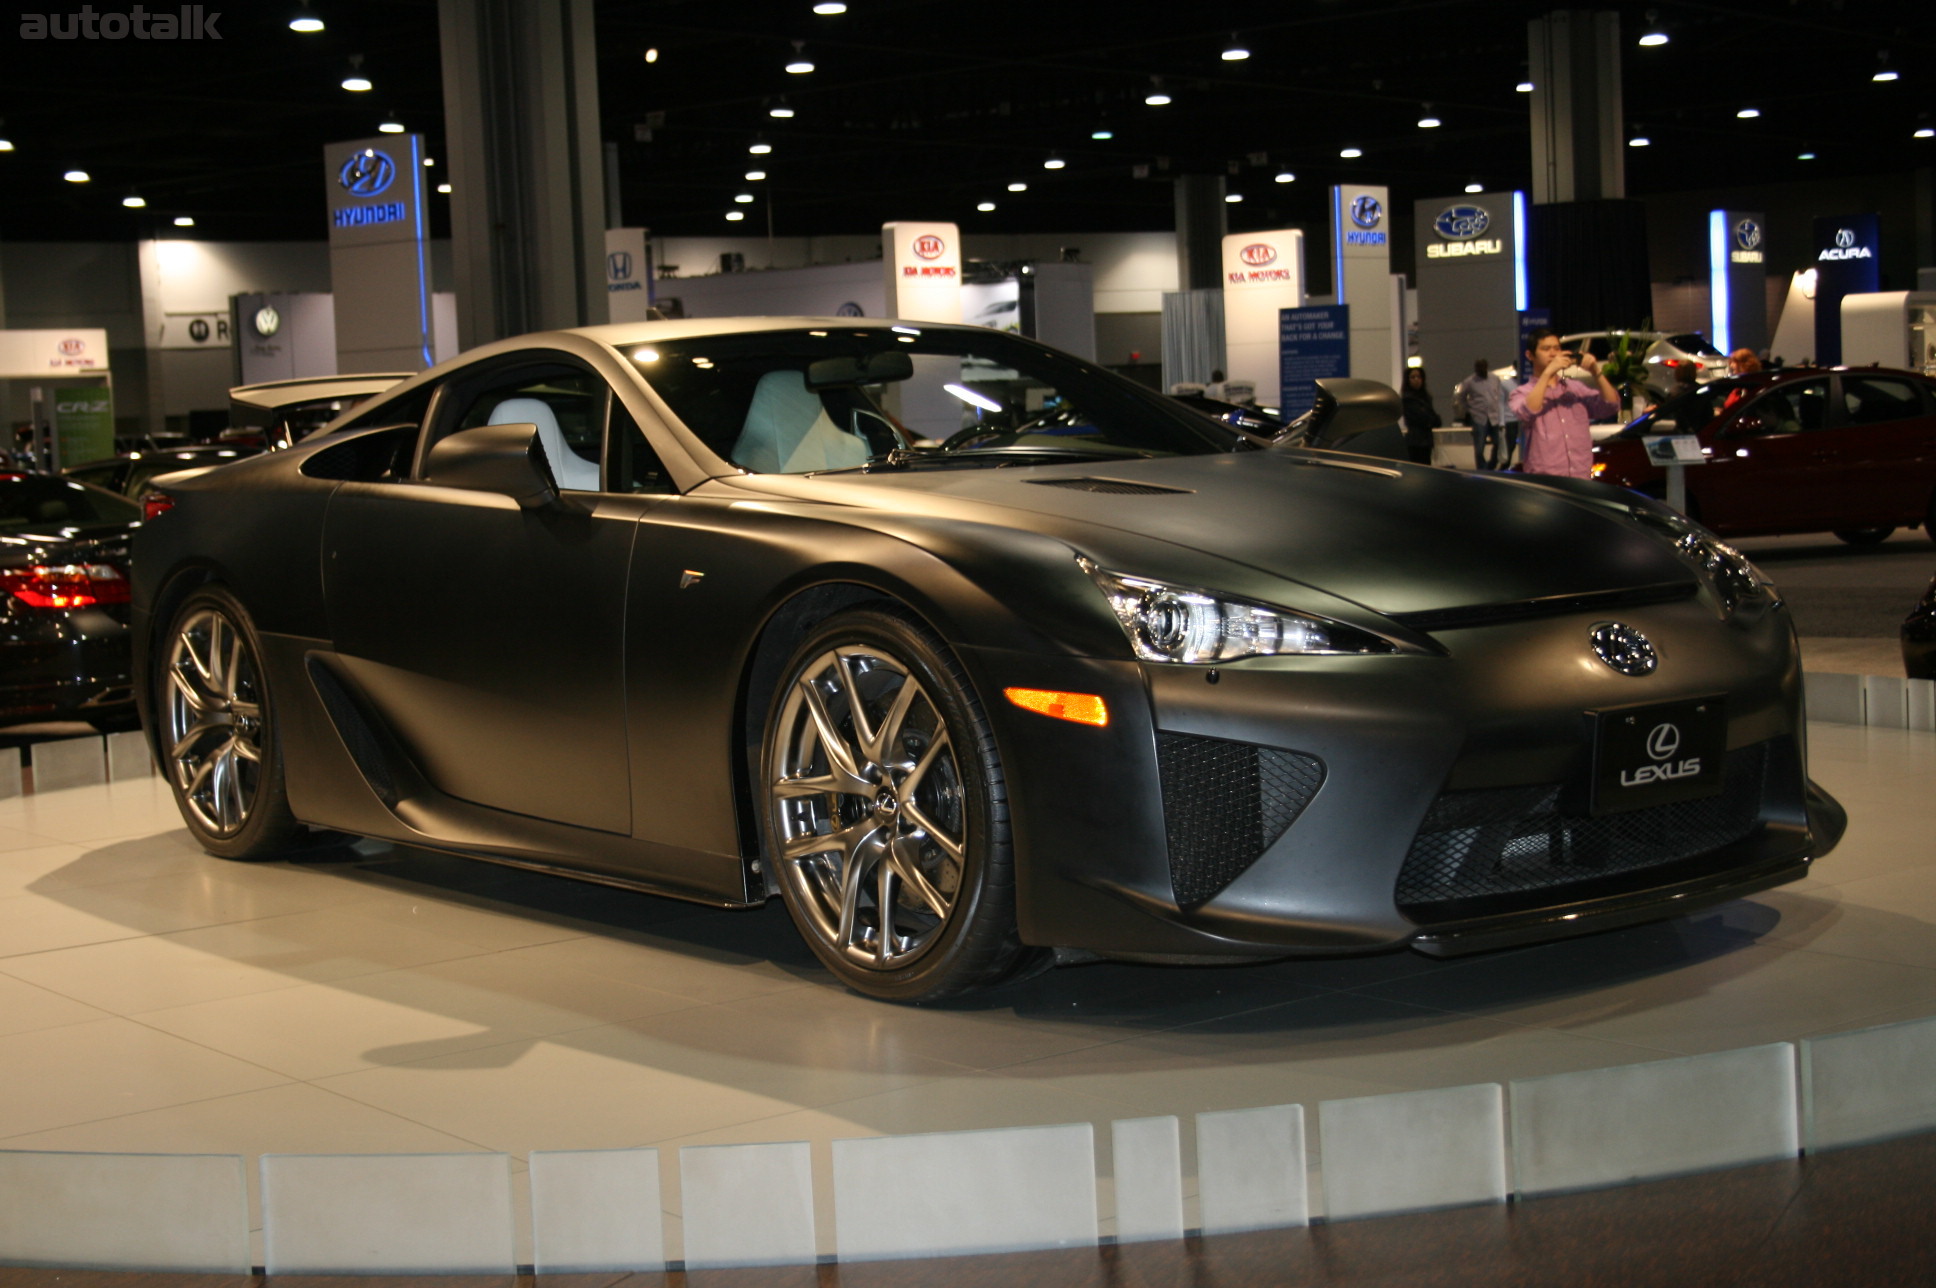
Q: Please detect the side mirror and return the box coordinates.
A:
[424,423,556,507]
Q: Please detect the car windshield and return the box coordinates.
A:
[1624,379,1747,435]
[624,326,1244,474]
[0,475,140,529]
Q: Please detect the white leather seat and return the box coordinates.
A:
[486,397,602,491]
[730,371,871,473]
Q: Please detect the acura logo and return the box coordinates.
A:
[1589,621,1658,676]
[1645,722,1681,761]
[1733,219,1762,252]
[1239,242,1277,266]
[1349,194,1383,229]
[338,149,397,198]
[912,234,946,260]
[1835,228,1856,249]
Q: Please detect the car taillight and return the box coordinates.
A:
[0,564,131,609]
[142,490,176,520]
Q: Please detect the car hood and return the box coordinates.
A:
[733,450,1693,618]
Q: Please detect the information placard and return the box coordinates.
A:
[1278,306,1350,419]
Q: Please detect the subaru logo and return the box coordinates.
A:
[912,234,946,260]
[338,149,397,198]
[1349,194,1383,229]
[1733,219,1762,252]
[1434,204,1491,240]
[1239,242,1277,266]
[58,338,86,355]
[1645,722,1681,761]
[607,251,634,282]
[1834,228,1856,249]
[1589,622,1658,676]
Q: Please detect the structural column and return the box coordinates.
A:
[1174,176,1228,292]
[1526,10,1624,205]
[439,0,606,349]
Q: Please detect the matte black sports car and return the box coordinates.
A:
[1906,573,1936,681]
[132,319,1846,1002]
[2,472,139,730]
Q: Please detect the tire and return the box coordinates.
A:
[758,606,1037,1002]
[157,587,303,859]
[1832,527,1895,546]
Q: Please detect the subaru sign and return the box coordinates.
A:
[1434,205,1491,239]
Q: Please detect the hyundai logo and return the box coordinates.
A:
[1239,242,1277,266]
[1835,227,1856,249]
[1589,622,1658,676]
[1733,219,1762,252]
[338,149,397,198]
[912,234,946,260]
[58,338,86,355]
[607,251,634,282]
[1434,204,1492,240]
[1645,722,1681,761]
[1349,194,1383,229]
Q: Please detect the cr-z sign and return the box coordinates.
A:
[56,398,109,414]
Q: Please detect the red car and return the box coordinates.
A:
[1594,366,1936,545]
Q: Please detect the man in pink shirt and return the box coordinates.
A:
[1509,329,1619,478]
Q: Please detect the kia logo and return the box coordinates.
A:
[1434,204,1492,240]
[1645,722,1681,761]
[607,251,634,281]
[58,338,86,355]
[1349,194,1383,229]
[1239,242,1277,266]
[338,149,397,198]
[1835,228,1856,249]
[1733,219,1762,252]
[912,234,946,260]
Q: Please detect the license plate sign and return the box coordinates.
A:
[1589,696,1726,815]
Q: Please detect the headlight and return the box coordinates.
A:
[1080,558,1402,663]
[1630,506,1777,616]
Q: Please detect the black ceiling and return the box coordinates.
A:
[0,0,1928,247]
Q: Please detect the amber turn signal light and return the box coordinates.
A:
[1004,687,1109,727]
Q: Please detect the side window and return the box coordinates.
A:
[1842,377,1926,427]
[338,385,433,436]
[449,367,607,491]
[1745,381,1829,434]
[610,398,675,494]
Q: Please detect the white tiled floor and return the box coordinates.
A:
[0,725,1930,1261]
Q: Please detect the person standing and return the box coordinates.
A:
[1399,367,1441,465]
[1456,359,1507,469]
[1509,330,1618,478]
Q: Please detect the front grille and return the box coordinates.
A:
[1027,477,1193,495]
[1157,733,1324,908]
[1396,739,1774,921]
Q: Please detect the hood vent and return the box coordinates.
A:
[1391,581,1697,632]
[1027,477,1194,496]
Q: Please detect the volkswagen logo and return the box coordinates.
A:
[1835,227,1856,249]
[835,301,865,317]
[253,306,281,338]
[1645,722,1681,761]
[1239,242,1277,266]
[1434,204,1492,240]
[338,149,397,198]
[912,234,946,260]
[1589,622,1658,676]
[58,338,86,356]
[1349,194,1383,229]
[607,250,634,281]
[1733,219,1762,252]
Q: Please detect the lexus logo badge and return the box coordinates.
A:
[1645,722,1681,761]
[1589,622,1658,676]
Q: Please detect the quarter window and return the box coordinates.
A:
[1744,381,1829,434]
[1842,377,1926,427]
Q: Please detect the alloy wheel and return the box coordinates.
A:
[164,606,265,836]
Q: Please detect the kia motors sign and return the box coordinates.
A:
[913,234,946,261]
[1239,243,1277,267]
[883,220,962,322]
[0,328,111,377]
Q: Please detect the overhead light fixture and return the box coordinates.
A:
[341,54,371,92]
[1465,182,1484,193]
[1145,78,1171,107]
[813,1,846,12]
[1043,154,1065,170]
[725,210,745,221]
[1339,147,1362,158]
[1736,107,1760,119]
[1090,128,1113,140]
[785,40,813,73]
[378,116,405,134]
[122,194,145,208]
[288,2,323,33]
[734,192,754,203]
[749,140,773,154]
[1223,193,1243,203]
[745,169,767,180]
[644,47,659,63]
[1516,80,1535,92]
[1636,11,1667,46]
[1628,135,1651,147]
[436,182,451,194]
[769,99,795,118]
[173,215,195,227]
[422,156,435,166]
[1873,51,1897,82]
[1797,150,1816,159]
[63,169,89,183]
[0,136,13,152]
[1417,104,1441,128]
[1007,181,1027,192]
[976,201,996,212]
[1915,128,1934,139]
[1274,169,1295,183]
[1221,33,1249,62]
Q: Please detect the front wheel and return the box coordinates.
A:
[759,606,1036,1002]
[1833,527,1895,546]
[159,587,302,859]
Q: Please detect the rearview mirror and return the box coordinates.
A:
[424,423,556,507]
[806,351,914,389]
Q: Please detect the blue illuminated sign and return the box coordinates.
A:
[1349,195,1383,229]
[331,202,407,228]
[337,149,397,197]
[1435,205,1491,239]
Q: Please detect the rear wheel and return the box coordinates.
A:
[1833,527,1895,546]
[759,606,1036,1002]
[159,587,302,859]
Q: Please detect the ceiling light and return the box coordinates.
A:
[1091,128,1113,140]
[1339,147,1362,158]
[1798,150,1816,159]
[1224,193,1243,203]
[342,54,371,92]
[1916,128,1934,139]
[436,182,451,193]
[1516,80,1534,92]
[378,118,405,134]
[770,103,795,118]
[1043,155,1065,170]
[1873,52,1897,82]
[423,156,435,166]
[976,201,996,212]
[785,40,813,73]
[745,169,767,180]
[1637,30,1667,46]
[1007,181,1027,192]
[1873,69,1898,82]
[1221,34,1249,61]
[813,1,846,12]
[749,141,773,154]
[725,210,745,221]
[1736,107,1760,119]
[122,194,145,208]
[644,47,658,63]
[173,215,195,227]
[63,169,89,183]
[0,136,13,152]
[289,3,322,33]
[1418,114,1441,128]
[1465,182,1483,193]
[1628,135,1651,147]
[1145,91,1171,106]
[1274,170,1295,183]
[734,193,754,203]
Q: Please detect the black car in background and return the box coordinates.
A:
[64,445,262,500]
[0,473,140,730]
[1906,574,1936,681]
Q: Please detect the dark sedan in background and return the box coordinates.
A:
[1907,574,1936,681]
[1594,366,1936,545]
[64,445,261,500]
[0,473,139,730]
